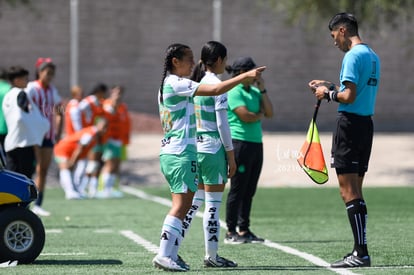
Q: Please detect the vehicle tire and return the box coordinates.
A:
[0,207,45,264]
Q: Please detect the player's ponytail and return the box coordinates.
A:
[225,65,236,76]
[159,43,190,103]
[190,60,204,82]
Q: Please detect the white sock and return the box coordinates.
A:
[73,159,87,188]
[169,190,204,261]
[204,191,223,259]
[78,175,89,195]
[182,189,205,238]
[88,177,98,197]
[102,172,117,192]
[59,169,77,195]
[158,215,182,258]
[170,233,182,262]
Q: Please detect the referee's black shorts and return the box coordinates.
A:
[331,112,373,176]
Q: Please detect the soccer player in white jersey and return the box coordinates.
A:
[176,41,237,268]
[153,43,265,272]
[26,58,65,216]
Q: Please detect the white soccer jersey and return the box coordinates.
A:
[26,80,62,141]
[194,72,228,154]
[159,74,200,155]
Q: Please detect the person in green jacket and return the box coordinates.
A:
[224,57,273,244]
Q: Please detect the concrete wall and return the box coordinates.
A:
[0,0,413,131]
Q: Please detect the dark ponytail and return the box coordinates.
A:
[159,43,190,103]
[190,60,205,82]
[190,41,227,82]
[225,65,237,76]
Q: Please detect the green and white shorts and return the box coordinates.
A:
[197,146,227,185]
[160,150,198,193]
[102,139,122,161]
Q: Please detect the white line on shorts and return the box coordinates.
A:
[120,185,360,275]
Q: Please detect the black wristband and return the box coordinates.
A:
[260,89,267,94]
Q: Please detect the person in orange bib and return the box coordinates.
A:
[77,83,108,197]
[98,85,131,198]
[64,85,85,189]
[64,85,84,136]
[54,119,107,199]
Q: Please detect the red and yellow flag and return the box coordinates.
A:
[297,119,328,184]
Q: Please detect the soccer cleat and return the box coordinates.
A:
[204,255,238,268]
[31,205,51,217]
[152,255,187,272]
[331,253,371,268]
[242,231,265,243]
[223,232,247,244]
[176,255,190,270]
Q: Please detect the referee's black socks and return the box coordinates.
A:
[345,199,369,257]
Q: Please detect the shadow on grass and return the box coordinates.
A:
[34,259,122,265]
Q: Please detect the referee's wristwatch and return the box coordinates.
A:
[260,89,267,94]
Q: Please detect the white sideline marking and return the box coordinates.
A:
[120,230,158,254]
[263,241,358,275]
[121,186,360,275]
[41,252,87,256]
[46,229,63,234]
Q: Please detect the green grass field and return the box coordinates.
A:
[6,185,414,274]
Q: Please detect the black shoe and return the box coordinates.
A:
[223,232,247,244]
[331,253,371,268]
[204,255,238,268]
[176,255,190,270]
[242,230,265,243]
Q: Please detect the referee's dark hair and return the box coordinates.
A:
[328,12,359,36]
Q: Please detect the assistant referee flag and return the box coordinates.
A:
[297,103,328,184]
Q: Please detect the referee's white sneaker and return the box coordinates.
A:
[152,255,187,272]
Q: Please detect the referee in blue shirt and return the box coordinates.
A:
[309,12,380,268]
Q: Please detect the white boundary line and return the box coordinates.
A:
[45,229,63,234]
[40,252,87,256]
[121,186,360,275]
[120,230,158,254]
